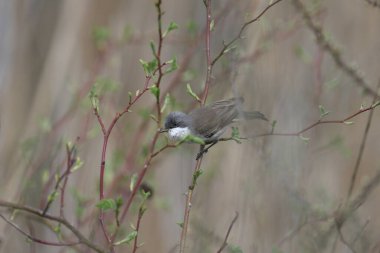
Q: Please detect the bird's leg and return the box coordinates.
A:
[196,145,205,160]
[196,141,218,160]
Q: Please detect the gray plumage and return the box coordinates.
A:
[163,97,267,144]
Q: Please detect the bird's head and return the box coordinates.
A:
[161,112,192,141]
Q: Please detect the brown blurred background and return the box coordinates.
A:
[0,0,380,252]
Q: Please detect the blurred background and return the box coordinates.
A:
[0,0,380,252]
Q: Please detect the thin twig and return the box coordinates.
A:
[201,0,212,105]
[132,205,146,253]
[364,0,380,8]
[347,81,380,198]
[180,156,203,253]
[255,102,380,138]
[216,212,239,253]
[42,146,75,216]
[0,200,105,253]
[60,144,75,218]
[292,0,379,97]
[335,220,357,253]
[211,0,286,66]
[180,1,287,251]
[0,213,80,247]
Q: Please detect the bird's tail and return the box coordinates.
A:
[242,111,268,121]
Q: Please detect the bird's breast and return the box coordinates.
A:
[168,127,191,142]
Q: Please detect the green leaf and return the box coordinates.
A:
[96,199,117,212]
[149,41,156,55]
[139,58,158,76]
[115,197,123,208]
[140,189,151,200]
[161,94,172,113]
[231,127,242,144]
[210,19,215,32]
[89,89,99,112]
[165,57,178,74]
[113,231,138,246]
[229,245,243,253]
[149,85,160,100]
[184,134,205,145]
[39,117,52,133]
[186,83,201,102]
[192,169,203,186]
[41,170,49,184]
[47,191,59,203]
[372,100,380,108]
[128,91,133,104]
[53,224,61,235]
[299,134,310,143]
[71,157,84,173]
[163,21,179,37]
[130,173,138,192]
[176,222,184,228]
[92,26,110,49]
[318,105,329,118]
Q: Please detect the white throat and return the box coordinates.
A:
[168,127,191,142]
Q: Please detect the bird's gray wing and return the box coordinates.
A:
[189,97,240,138]
[189,107,220,138]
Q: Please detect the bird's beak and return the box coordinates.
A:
[159,128,168,133]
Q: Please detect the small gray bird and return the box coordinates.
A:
[161,97,267,159]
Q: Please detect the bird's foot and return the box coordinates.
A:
[196,149,208,160]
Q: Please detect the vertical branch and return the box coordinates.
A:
[347,81,380,198]
[42,146,75,216]
[60,144,75,218]
[201,0,212,105]
[179,0,212,251]
[132,203,147,253]
[154,0,164,124]
[216,212,239,253]
[180,156,203,253]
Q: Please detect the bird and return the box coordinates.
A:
[160,97,267,159]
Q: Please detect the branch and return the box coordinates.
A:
[216,212,239,253]
[42,145,75,216]
[364,0,380,8]
[255,102,380,138]
[211,0,287,66]
[179,153,203,253]
[0,213,79,247]
[201,0,212,105]
[347,81,380,198]
[132,203,147,253]
[0,200,105,253]
[292,0,379,97]
[335,220,357,253]
[181,1,287,251]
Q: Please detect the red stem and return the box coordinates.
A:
[201,0,212,105]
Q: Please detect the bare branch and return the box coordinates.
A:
[216,212,239,253]
[212,0,287,66]
[347,81,380,198]
[292,0,379,97]
[0,213,79,247]
[0,200,105,253]
[364,0,380,8]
